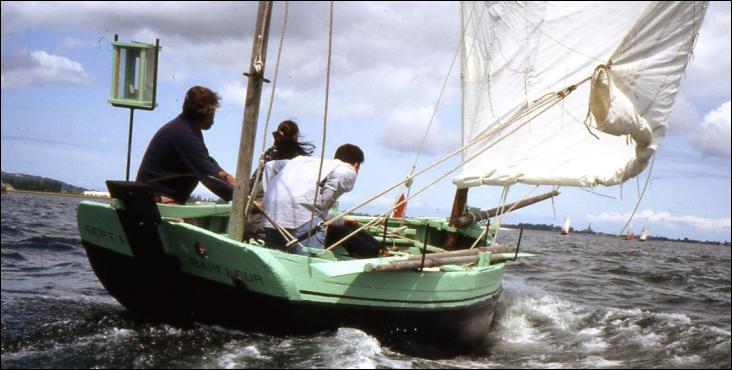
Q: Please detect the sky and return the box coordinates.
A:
[1,1,730,243]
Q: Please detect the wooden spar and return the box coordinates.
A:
[452,190,560,228]
[228,1,273,241]
[370,245,518,272]
[401,243,517,262]
[445,188,469,249]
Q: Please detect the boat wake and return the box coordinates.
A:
[476,276,730,368]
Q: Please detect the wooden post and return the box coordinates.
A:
[445,188,468,250]
[228,1,273,241]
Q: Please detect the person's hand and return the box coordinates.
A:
[219,170,235,186]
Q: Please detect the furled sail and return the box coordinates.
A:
[454,1,708,188]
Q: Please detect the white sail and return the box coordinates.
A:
[455,1,708,188]
[640,226,649,241]
[561,218,571,235]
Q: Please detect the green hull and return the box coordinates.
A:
[78,196,506,356]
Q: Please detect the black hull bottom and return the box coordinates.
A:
[84,242,499,358]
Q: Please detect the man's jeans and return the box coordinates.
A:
[264,218,325,255]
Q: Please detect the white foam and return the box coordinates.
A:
[706,326,731,337]
[496,279,590,346]
[582,355,624,368]
[581,337,609,352]
[524,359,567,368]
[578,327,602,336]
[216,343,270,369]
[671,354,701,365]
[495,313,544,345]
[635,331,665,347]
[107,327,134,338]
[323,328,381,369]
[654,312,692,325]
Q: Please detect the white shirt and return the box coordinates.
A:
[263,156,357,229]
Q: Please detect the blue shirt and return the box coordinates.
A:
[136,115,232,204]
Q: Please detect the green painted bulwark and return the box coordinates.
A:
[79,200,506,312]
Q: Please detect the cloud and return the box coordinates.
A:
[220,81,246,108]
[2,135,92,148]
[668,95,701,134]
[587,209,731,231]
[682,2,731,105]
[1,2,461,108]
[1,2,254,43]
[60,37,98,49]
[668,97,731,160]
[1,50,91,89]
[378,106,460,156]
[689,101,731,159]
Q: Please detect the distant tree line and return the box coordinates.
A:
[1,172,86,194]
[515,222,565,232]
[503,222,728,246]
[187,194,228,204]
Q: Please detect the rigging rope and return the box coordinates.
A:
[467,184,539,249]
[245,1,289,225]
[305,1,334,242]
[318,82,582,255]
[400,1,483,217]
[324,79,583,231]
[619,152,657,236]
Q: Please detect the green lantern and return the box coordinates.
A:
[109,37,160,110]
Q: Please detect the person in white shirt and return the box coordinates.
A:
[262,144,364,254]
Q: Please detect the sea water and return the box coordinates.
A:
[1,192,730,368]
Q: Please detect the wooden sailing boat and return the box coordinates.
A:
[560,218,571,235]
[77,1,707,357]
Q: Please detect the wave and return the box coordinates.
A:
[477,276,728,368]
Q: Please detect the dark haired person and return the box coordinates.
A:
[262,144,365,254]
[248,120,314,200]
[263,120,315,162]
[245,120,315,239]
[136,86,235,204]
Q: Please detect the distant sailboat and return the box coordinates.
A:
[625,227,636,241]
[639,226,649,241]
[560,218,571,235]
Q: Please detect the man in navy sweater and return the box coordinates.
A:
[136,86,235,204]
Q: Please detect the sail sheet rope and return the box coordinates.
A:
[467,185,543,250]
[618,152,657,236]
[328,81,582,224]
[317,80,590,255]
[399,1,484,217]
[305,1,335,243]
[262,1,334,251]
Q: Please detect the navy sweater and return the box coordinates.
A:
[136,115,233,203]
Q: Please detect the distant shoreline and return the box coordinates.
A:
[3,188,727,246]
[3,189,107,200]
[500,224,729,247]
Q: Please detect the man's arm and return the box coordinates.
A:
[319,164,357,217]
[175,132,233,201]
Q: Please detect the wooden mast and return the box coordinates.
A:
[445,188,468,250]
[445,2,469,250]
[228,1,273,241]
